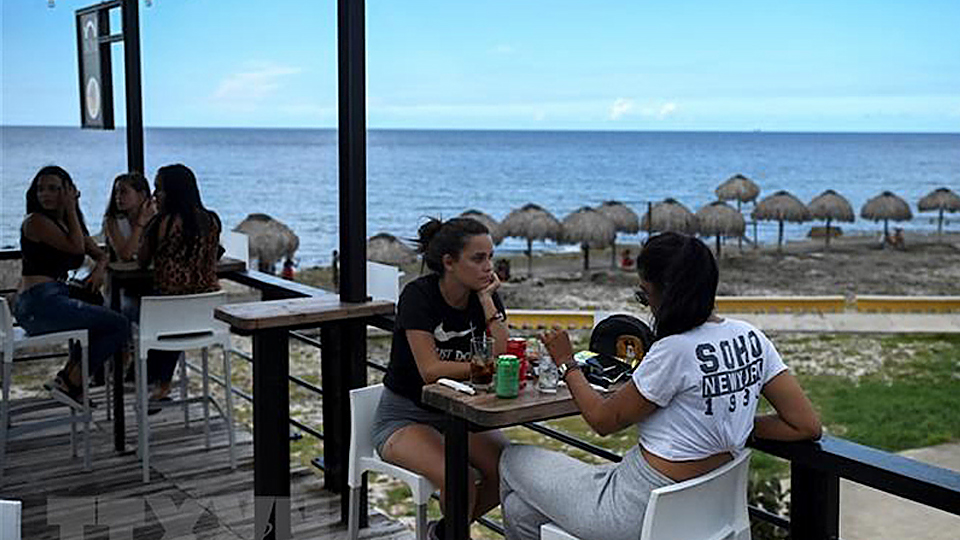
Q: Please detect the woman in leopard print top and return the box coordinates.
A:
[138,164,221,396]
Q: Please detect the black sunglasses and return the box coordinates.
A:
[633,289,649,306]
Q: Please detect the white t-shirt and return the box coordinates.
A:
[631,318,787,461]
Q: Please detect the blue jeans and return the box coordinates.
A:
[14,281,131,378]
[119,292,182,384]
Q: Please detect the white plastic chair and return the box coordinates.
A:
[348,384,435,540]
[541,450,752,540]
[222,231,249,265]
[0,298,91,483]
[135,290,236,482]
[0,499,22,540]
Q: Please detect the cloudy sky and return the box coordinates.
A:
[2,0,958,131]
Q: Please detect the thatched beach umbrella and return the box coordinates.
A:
[918,187,960,240]
[716,174,760,250]
[234,213,300,273]
[367,232,416,266]
[596,201,640,233]
[459,209,503,244]
[751,190,810,250]
[561,207,617,270]
[596,200,640,267]
[500,203,562,276]
[640,198,699,235]
[715,174,761,208]
[860,191,912,238]
[696,201,745,258]
[808,189,854,247]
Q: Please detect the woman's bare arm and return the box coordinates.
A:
[22,214,85,255]
[105,217,144,261]
[406,330,471,384]
[542,327,658,436]
[755,371,822,441]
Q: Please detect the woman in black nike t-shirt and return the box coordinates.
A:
[373,217,509,538]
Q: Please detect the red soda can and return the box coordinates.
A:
[507,338,528,388]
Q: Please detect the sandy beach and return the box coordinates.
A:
[484,231,960,313]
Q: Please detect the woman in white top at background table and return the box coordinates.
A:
[103,172,156,263]
[101,172,157,386]
[498,232,822,540]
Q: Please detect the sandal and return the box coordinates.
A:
[45,375,96,410]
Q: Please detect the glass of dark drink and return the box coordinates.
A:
[470,336,495,390]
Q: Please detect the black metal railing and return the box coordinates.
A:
[142,268,960,539]
[4,248,959,540]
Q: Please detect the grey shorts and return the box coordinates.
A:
[371,385,448,456]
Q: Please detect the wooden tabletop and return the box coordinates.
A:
[421,383,581,428]
[214,295,395,331]
[108,257,247,278]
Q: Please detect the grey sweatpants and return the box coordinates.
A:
[499,445,674,540]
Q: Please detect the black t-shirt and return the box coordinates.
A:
[383,273,505,407]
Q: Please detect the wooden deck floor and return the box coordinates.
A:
[0,393,411,540]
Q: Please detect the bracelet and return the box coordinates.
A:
[486,312,505,325]
[558,360,580,380]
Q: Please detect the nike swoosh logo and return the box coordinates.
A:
[434,323,475,342]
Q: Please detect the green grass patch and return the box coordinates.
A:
[798,336,960,451]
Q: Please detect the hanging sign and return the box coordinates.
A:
[76,8,114,129]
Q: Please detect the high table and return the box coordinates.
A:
[214,295,394,540]
[421,383,583,540]
[106,257,246,453]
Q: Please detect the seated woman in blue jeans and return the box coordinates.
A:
[14,166,130,406]
[499,233,822,540]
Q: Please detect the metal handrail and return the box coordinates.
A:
[5,249,958,540]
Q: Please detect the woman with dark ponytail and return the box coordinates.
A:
[373,217,509,539]
[499,232,821,540]
[137,164,222,401]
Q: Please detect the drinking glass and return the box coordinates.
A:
[470,336,496,390]
[537,351,559,394]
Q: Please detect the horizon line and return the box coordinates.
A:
[2,124,959,136]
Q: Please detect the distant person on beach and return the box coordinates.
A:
[281,257,296,280]
[880,228,906,250]
[620,248,635,269]
[495,258,511,282]
[138,164,222,402]
[891,228,905,250]
[332,249,339,291]
[499,232,821,540]
[14,165,130,406]
[373,217,508,539]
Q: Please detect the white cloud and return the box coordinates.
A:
[212,64,302,107]
[492,44,515,55]
[636,101,678,119]
[658,102,677,118]
[609,98,635,120]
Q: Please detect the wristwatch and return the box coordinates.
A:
[558,360,581,380]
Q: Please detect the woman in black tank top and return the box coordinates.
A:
[15,166,130,406]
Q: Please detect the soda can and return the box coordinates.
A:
[496,354,520,399]
[507,338,529,388]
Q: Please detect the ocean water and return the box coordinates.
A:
[1,127,958,266]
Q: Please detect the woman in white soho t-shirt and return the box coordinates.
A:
[498,233,821,540]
